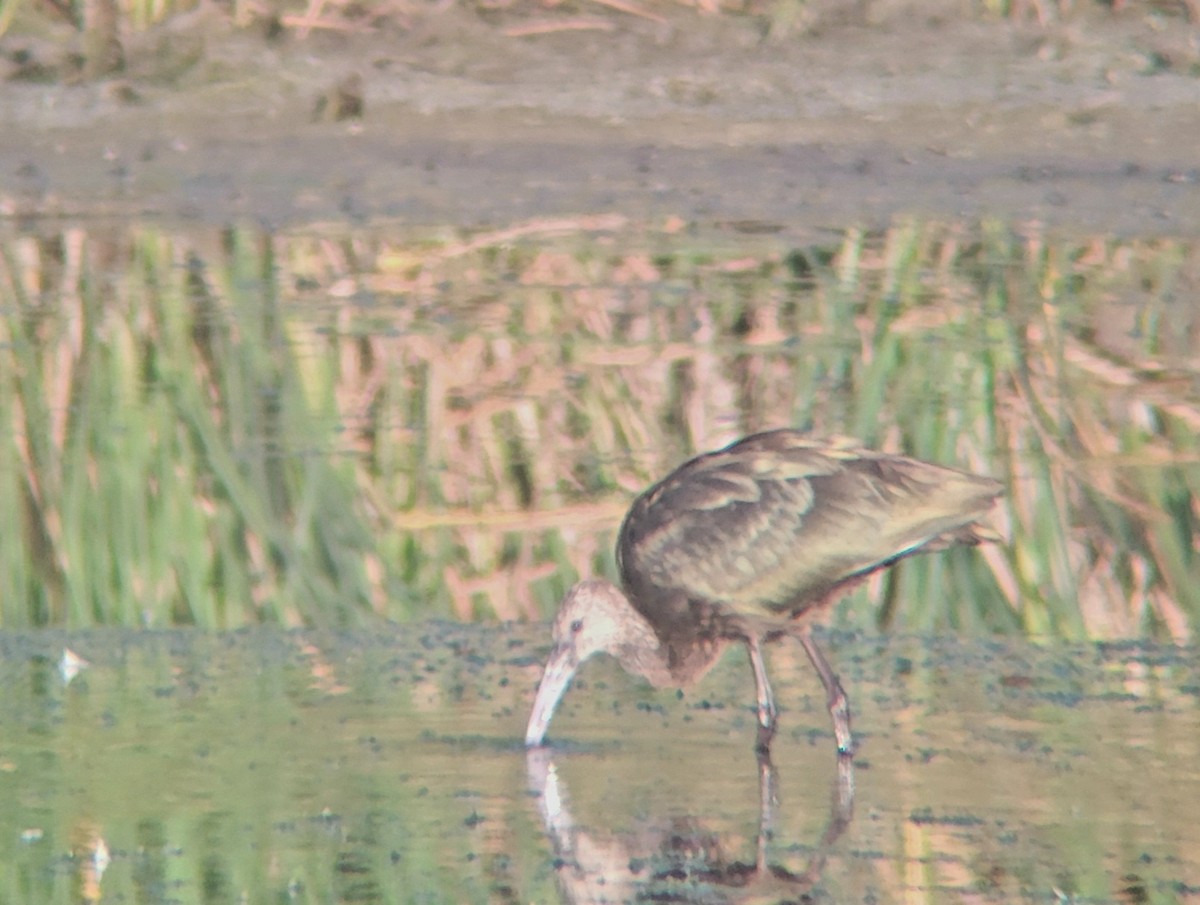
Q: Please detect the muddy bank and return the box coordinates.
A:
[1,3,1198,233]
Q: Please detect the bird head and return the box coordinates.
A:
[524,579,636,747]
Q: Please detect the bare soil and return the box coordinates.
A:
[2,1,1199,236]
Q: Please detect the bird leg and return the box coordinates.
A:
[746,635,778,751]
[797,630,855,756]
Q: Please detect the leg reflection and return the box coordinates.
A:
[525,747,856,902]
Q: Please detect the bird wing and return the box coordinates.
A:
[617,430,1000,623]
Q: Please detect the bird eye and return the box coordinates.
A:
[570,619,583,634]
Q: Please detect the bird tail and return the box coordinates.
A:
[922,520,1004,552]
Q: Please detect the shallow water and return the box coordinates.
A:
[1,627,1195,904]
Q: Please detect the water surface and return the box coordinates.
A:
[1,628,1195,903]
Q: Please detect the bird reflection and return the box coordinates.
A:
[525,747,854,903]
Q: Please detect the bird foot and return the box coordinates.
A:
[826,686,854,757]
[831,717,855,757]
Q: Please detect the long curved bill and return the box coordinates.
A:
[524,644,579,747]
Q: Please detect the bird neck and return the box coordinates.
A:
[604,585,676,688]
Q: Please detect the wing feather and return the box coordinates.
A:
[617,430,1001,626]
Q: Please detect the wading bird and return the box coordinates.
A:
[524,429,1003,755]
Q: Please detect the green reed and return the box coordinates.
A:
[1,228,382,627]
[1,218,1197,639]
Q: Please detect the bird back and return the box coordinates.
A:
[617,430,1002,632]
